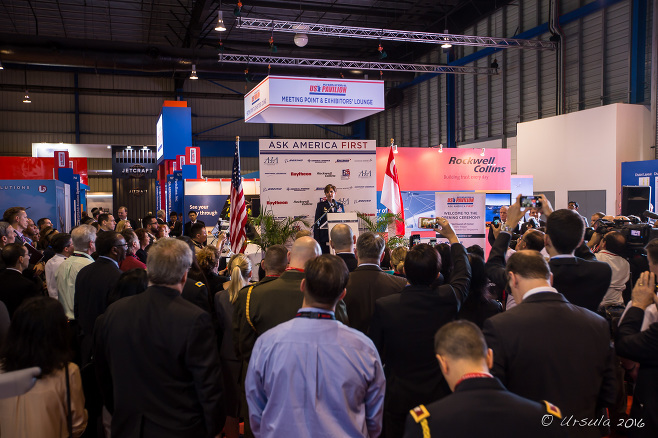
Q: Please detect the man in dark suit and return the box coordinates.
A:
[404,321,565,438]
[483,250,617,438]
[329,224,358,271]
[190,222,208,251]
[344,232,406,335]
[75,230,125,365]
[184,210,206,238]
[615,244,658,438]
[168,211,183,237]
[369,218,471,438]
[313,184,344,254]
[0,243,41,317]
[95,238,225,438]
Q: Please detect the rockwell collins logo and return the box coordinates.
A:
[294,200,313,206]
[122,164,153,178]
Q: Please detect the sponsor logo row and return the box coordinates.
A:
[263,157,373,165]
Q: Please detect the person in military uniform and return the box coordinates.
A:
[403,321,565,438]
[313,184,344,254]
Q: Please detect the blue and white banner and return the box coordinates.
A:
[245,76,384,125]
[259,139,377,223]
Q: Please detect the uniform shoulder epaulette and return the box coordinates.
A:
[542,400,562,419]
[409,404,430,423]
[195,281,205,288]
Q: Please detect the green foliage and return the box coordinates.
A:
[356,211,407,248]
[248,207,310,251]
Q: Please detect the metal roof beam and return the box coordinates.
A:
[235,18,556,51]
[217,54,499,75]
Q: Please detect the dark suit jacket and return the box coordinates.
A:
[168,220,183,237]
[403,377,566,438]
[369,243,471,418]
[615,306,658,437]
[336,252,358,272]
[483,292,617,438]
[549,256,612,312]
[0,269,41,317]
[95,285,225,438]
[182,278,211,314]
[313,200,344,253]
[75,257,122,364]
[345,264,406,334]
[184,220,206,238]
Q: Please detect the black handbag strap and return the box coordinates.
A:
[65,363,72,438]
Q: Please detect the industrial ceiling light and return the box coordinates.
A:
[0,60,4,70]
[441,29,452,49]
[22,90,31,103]
[215,11,227,32]
[393,144,398,154]
[438,144,443,153]
[190,64,199,80]
[480,148,485,156]
[293,24,309,47]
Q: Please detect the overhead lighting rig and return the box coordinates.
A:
[235,18,556,51]
[218,54,499,75]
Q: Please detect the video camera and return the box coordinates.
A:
[586,218,658,255]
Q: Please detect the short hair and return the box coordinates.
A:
[121,229,138,248]
[434,320,488,362]
[188,210,197,216]
[134,228,148,244]
[324,184,336,194]
[0,296,71,376]
[294,230,312,240]
[390,246,408,273]
[546,209,585,254]
[1,243,27,267]
[190,222,205,238]
[603,231,626,256]
[505,250,551,281]
[466,244,484,259]
[115,220,131,233]
[523,230,545,251]
[118,206,127,213]
[96,230,120,256]
[37,218,50,229]
[568,201,579,208]
[263,244,288,275]
[330,224,353,249]
[197,245,220,272]
[51,233,72,253]
[0,221,13,239]
[170,211,178,218]
[156,209,166,219]
[304,254,349,305]
[3,207,25,224]
[142,215,157,228]
[592,212,605,222]
[405,243,440,286]
[356,232,385,260]
[646,239,658,264]
[98,213,111,225]
[147,238,193,285]
[71,224,96,252]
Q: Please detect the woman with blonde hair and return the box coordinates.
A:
[215,254,251,438]
[115,219,132,233]
[391,246,408,278]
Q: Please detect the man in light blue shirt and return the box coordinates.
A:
[246,254,386,438]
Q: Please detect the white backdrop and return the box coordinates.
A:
[258,139,378,224]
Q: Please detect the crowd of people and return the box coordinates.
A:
[0,196,656,438]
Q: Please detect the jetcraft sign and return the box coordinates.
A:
[245,76,384,125]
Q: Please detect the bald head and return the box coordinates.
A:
[289,236,322,269]
[330,224,355,253]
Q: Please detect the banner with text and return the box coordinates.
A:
[245,76,384,125]
[435,192,486,248]
[259,139,378,224]
[376,147,511,191]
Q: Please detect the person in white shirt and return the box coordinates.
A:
[45,233,74,299]
[594,231,630,310]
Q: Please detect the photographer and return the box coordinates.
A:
[594,231,630,315]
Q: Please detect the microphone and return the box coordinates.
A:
[643,210,658,220]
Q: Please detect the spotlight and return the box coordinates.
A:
[215,11,227,32]
[22,91,31,103]
[480,148,485,157]
[393,145,398,154]
[294,25,309,47]
[438,144,443,153]
[441,29,452,49]
[190,65,198,80]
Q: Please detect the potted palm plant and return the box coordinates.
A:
[248,207,310,252]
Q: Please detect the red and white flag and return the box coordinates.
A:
[230,136,248,253]
[380,145,405,235]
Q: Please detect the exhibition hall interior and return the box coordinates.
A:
[0,0,657,437]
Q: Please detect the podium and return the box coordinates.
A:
[326,213,360,253]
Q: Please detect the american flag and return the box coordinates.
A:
[230,136,247,253]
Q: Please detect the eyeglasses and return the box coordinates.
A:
[115,243,128,248]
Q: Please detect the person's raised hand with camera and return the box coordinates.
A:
[502,194,529,232]
[436,217,460,245]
